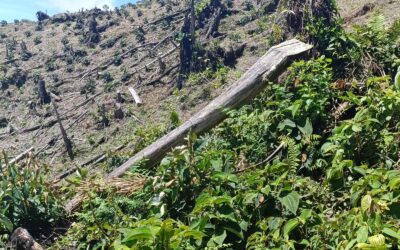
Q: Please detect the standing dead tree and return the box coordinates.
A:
[205,3,226,39]
[85,16,101,46]
[35,77,51,105]
[20,41,32,61]
[177,12,193,89]
[52,101,74,160]
[36,11,49,22]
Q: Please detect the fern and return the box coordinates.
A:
[367,14,386,37]
[280,135,301,173]
[301,134,323,171]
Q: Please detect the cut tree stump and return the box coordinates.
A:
[8,227,43,250]
[65,39,312,213]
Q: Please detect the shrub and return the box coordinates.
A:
[80,78,96,95]
[33,36,42,45]
[101,71,113,83]
[45,60,57,71]
[66,64,74,73]
[24,30,32,37]
[133,27,146,43]
[82,58,91,66]
[113,53,122,66]
[0,154,63,245]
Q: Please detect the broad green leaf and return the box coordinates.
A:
[321,142,337,155]
[210,230,226,246]
[0,214,13,232]
[279,191,300,215]
[351,190,363,207]
[382,228,400,240]
[278,119,296,130]
[243,192,258,205]
[283,218,299,240]
[77,167,88,179]
[298,118,313,136]
[389,177,400,190]
[180,229,205,240]
[122,227,154,242]
[352,124,362,132]
[356,243,387,249]
[345,239,357,250]
[298,209,312,224]
[357,226,369,243]
[211,172,238,183]
[368,234,385,246]
[213,196,231,205]
[361,195,372,213]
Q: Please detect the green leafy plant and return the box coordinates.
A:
[0,153,63,246]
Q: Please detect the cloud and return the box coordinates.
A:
[36,0,114,13]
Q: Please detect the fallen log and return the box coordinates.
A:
[128,87,142,105]
[145,63,180,86]
[1,147,34,169]
[65,39,312,213]
[20,113,75,134]
[54,143,127,183]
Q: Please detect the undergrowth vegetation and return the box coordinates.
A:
[51,12,400,247]
[2,0,400,249]
[0,154,64,246]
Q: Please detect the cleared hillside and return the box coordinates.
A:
[0,0,400,248]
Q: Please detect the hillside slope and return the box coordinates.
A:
[0,0,398,176]
[1,0,400,249]
[0,0,268,175]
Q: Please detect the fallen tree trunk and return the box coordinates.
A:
[54,143,127,183]
[65,39,312,213]
[1,147,34,170]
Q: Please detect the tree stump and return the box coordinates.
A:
[8,227,43,250]
[37,79,51,105]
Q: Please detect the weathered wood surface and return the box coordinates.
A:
[65,39,312,213]
[8,227,43,250]
[128,87,143,105]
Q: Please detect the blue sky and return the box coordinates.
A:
[0,0,136,22]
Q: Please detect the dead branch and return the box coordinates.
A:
[53,143,127,183]
[145,63,180,86]
[147,8,189,26]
